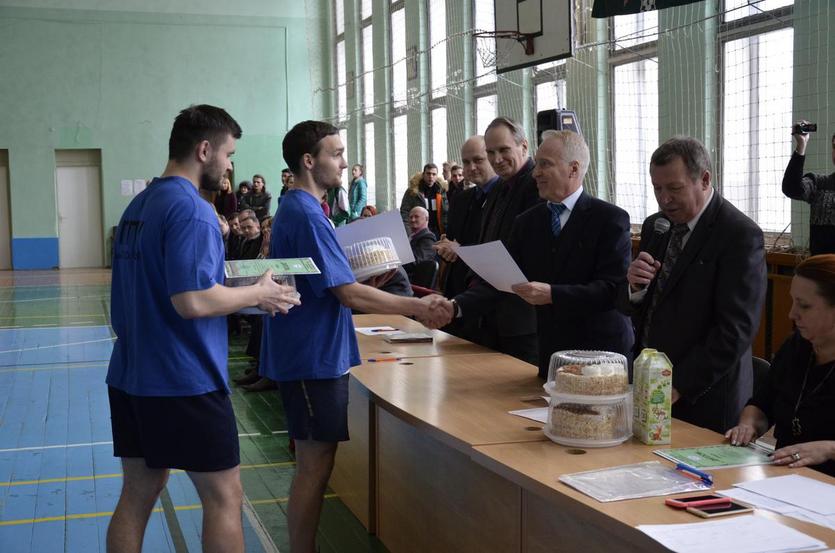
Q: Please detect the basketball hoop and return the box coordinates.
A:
[473,30,537,69]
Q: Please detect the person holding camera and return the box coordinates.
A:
[782,120,835,255]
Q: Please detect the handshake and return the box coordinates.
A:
[414,294,455,329]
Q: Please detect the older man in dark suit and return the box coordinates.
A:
[446,130,633,378]
[449,117,542,365]
[621,136,766,434]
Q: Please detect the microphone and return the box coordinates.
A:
[642,217,671,263]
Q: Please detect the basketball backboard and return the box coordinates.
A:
[492,0,573,74]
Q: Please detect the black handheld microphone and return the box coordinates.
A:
[642,217,671,263]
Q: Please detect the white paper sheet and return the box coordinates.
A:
[717,488,796,514]
[507,407,548,424]
[120,179,133,196]
[455,241,528,293]
[355,326,403,336]
[735,474,835,516]
[133,179,147,194]
[334,209,415,264]
[637,516,826,553]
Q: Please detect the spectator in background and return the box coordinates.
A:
[214,174,238,219]
[328,180,351,227]
[236,180,250,207]
[407,206,436,263]
[360,205,377,218]
[446,164,467,205]
[442,161,452,182]
[236,211,263,261]
[217,213,230,243]
[259,216,273,259]
[225,212,243,260]
[782,121,835,254]
[348,164,368,221]
[280,168,293,199]
[245,174,272,220]
[400,164,448,238]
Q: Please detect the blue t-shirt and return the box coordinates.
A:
[106,176,228,396]
[260,189,359,381]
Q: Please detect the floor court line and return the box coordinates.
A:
[0,495,338,527]
[0,362,109,373]
[0,461,297,488]
[0,430,289,453]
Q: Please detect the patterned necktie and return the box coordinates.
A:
[548,202,567,238]
[641,223,689,346]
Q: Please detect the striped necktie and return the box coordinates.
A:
[641,223,690,346]
[548,202,567,238]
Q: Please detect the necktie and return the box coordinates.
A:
[548,202,567,238]
[641,223,689,346]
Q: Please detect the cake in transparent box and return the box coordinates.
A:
[543,350,632,447]
[344,237,401,281]
[544,392,632,448]
[545,350,629,397]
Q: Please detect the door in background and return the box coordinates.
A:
[55,149,103,268]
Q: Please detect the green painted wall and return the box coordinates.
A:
[0,0,328,267]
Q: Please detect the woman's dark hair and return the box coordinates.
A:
[796,254,835,306]
[282,120,340,173]
[168,104,242,161]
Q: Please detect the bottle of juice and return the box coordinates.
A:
[632,348,672,445]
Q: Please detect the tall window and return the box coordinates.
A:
[391,7,407,109]
[722,27,794,232]
[432,107,447,166]
[724,0,792,22]
[362,24,374,114]
[613,59,659,223]
[535,80,566,113]
[474,0,496,86]
[360,0,372,20]
[476,95,497,136]
[393,115,408,203]
[429,0,447,98]
[364,121,376,205]
[336,40,347,119]
[612,12,658,50]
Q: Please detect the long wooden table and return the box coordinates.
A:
[332,316,835,552]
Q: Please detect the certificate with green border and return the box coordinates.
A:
[654,443,773,469]
[224,258,320,279]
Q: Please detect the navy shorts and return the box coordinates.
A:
[108,386,240,472]
[278,374,350,442]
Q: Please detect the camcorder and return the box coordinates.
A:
[793,122,818,135]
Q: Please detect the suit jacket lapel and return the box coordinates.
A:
[657,192,722,303]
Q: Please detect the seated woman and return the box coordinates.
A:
[726,254,835,476]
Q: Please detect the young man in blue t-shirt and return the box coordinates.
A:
[261,120,452,553]
[106,105,299,553]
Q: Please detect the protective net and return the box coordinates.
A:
[316,0,829,249]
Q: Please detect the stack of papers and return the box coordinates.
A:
[718,474,835,532]
[637,515,827,553]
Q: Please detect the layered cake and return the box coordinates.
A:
[554,363,629,396]
[548,402,626,441]
[344,237,402,280]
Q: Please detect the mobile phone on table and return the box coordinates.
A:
[665,494,732,509]
[686,501,754,518]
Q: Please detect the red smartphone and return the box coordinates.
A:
[665,494,733,509]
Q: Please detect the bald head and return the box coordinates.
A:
[409,206,429,233]
[460,135,496,188]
